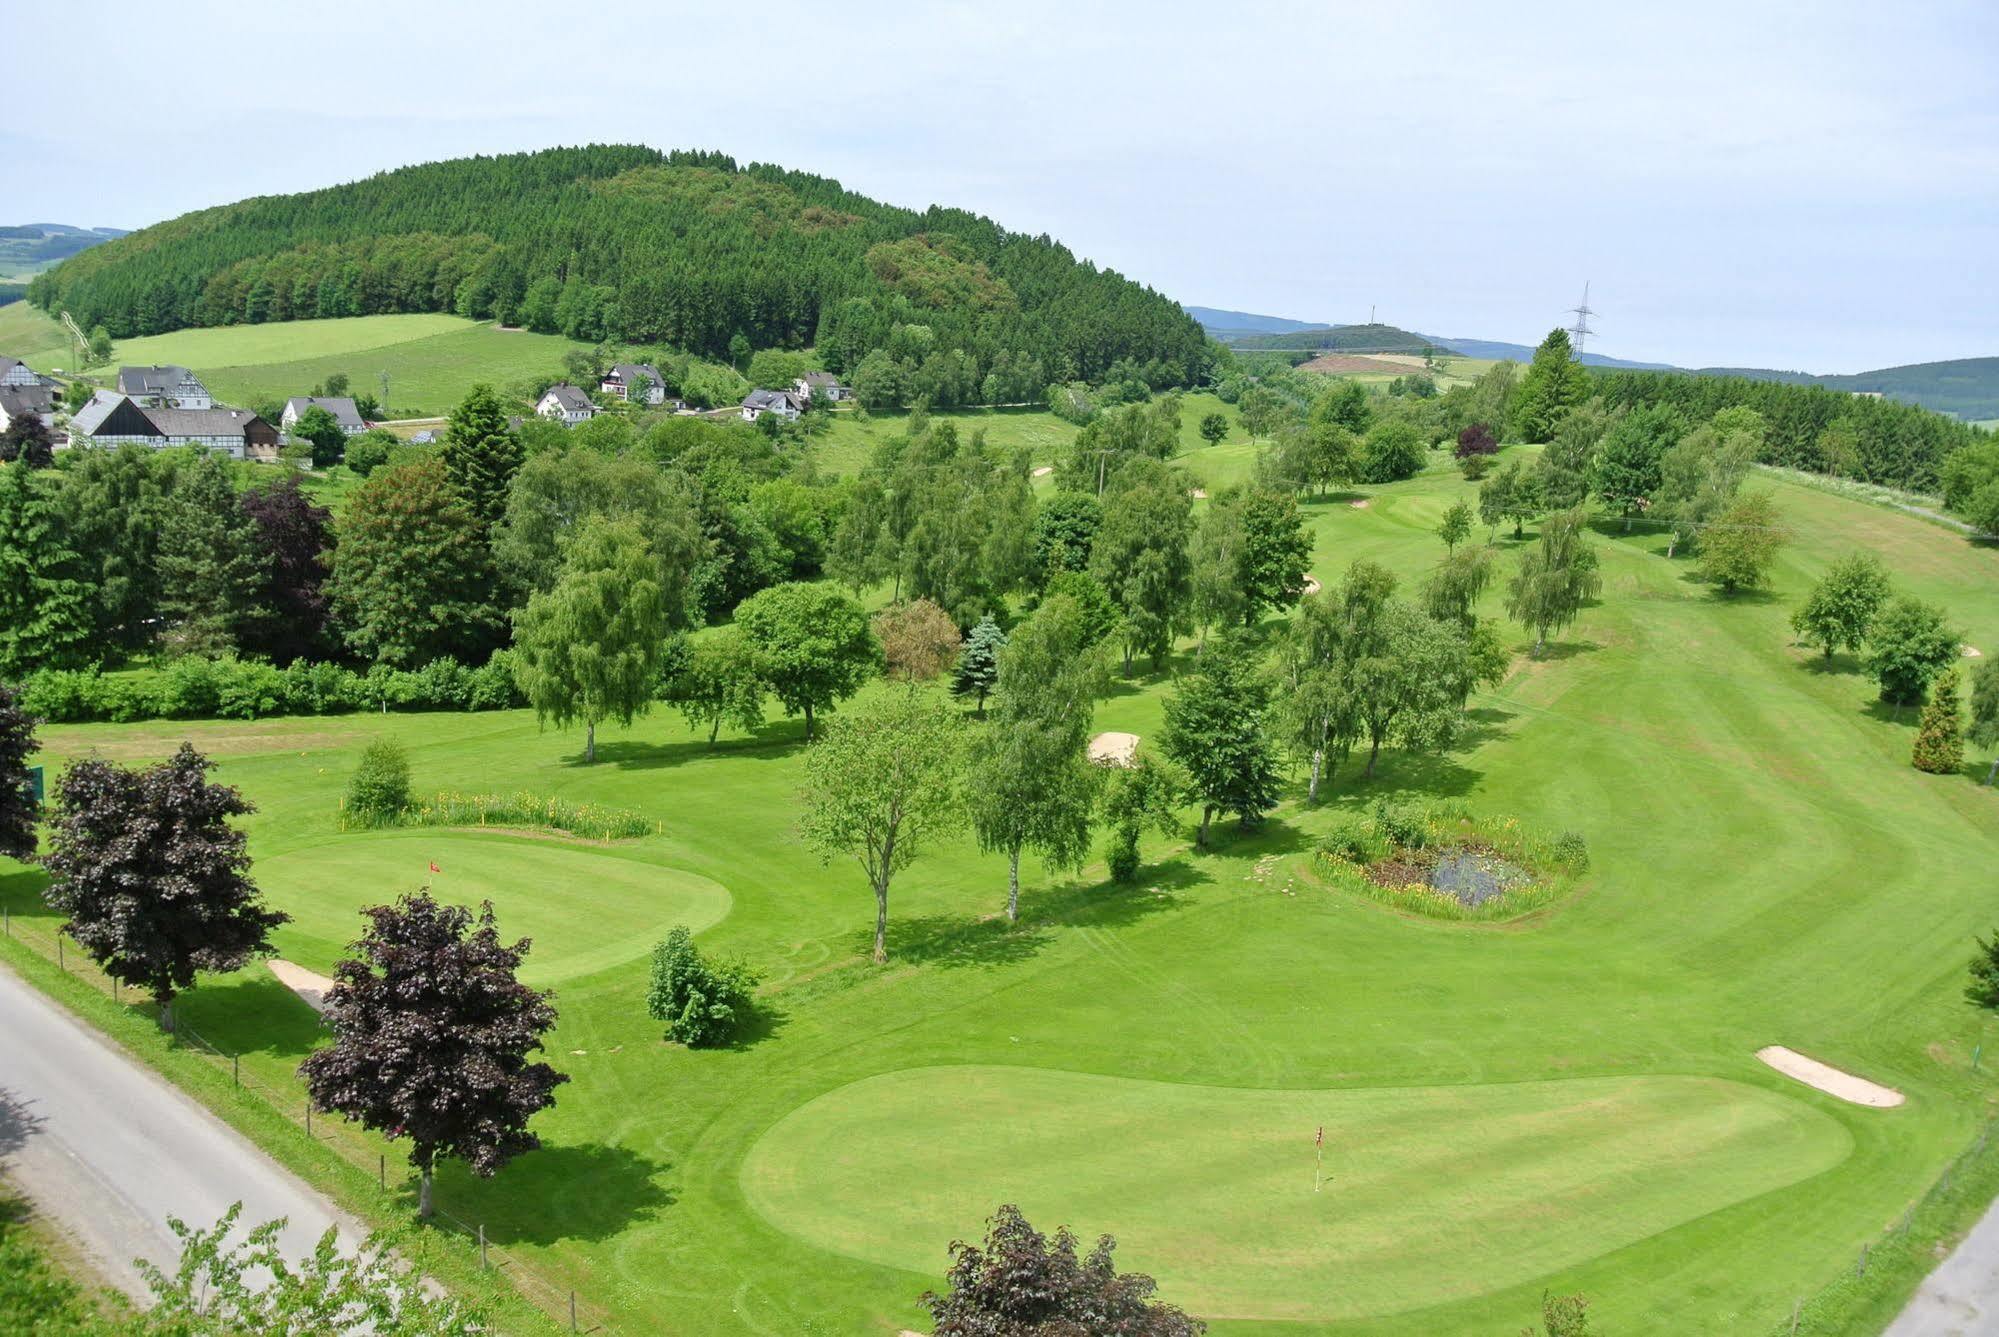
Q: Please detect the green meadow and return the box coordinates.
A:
[4,436,1999,1334]
[0,306,589,416]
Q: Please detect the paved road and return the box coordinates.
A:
[0,961,361,1298]
[1886,1195,1999,1336]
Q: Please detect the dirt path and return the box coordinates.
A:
[268,960,337,1015]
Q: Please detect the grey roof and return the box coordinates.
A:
[743,388,802,411]
[0,385,55,418]
[0,356,21,377]
[70,390,129,436]
[607,363,662,383]
[541,383,594,412]
[285,395,365,430]
[117,365,204,396]
[410,429,437,444]
[147,406,264,439]
[799,371,841,388]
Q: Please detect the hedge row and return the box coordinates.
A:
[19,655,523,724]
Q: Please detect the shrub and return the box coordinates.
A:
[1369,799,1430,850]
[1106,829,1140,883]
[646,926,761,1047]
[1460,454,1495,482]
[1455,422,1499,459]
[345,739,411,821]
[1553,830,1590,870]
[1320,812,1388,864]
[18,654,523,725]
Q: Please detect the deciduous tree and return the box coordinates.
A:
[662,628,766,745]
[0,414,55,468]
[1593,402,1684,525]
[289,404,347,469]
[1158,633,1282,846]
[1693,491,1787,595]
[41,744,287,1031]
[300,892,567,1219]
[510,517,668,762]
[736,582,879,739]
[1506,507,1602,655]
[156,451,262,656]
[967,594,1104,919]
[1198,412,1228,446]
[239,472,335,663]
[327,456,501,667]
[1970,659,1999,785]
[799,691,965,963]
[1438,500,1473,553]
[874,598,962,683]
[1791,553,1890,659]
[0,461,93,676]
[1090,462,1193,674]
[1865,597,1959,705]
[0,682,37,860]
[645,926,760,1047]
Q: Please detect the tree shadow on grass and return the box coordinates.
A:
[1798,651,1862,677]
[722,996,792,1051]
[1313,748,1486,806]
[575,721,806,772]
[873,861,1205,970]
[0,865,52,921]
[1524,638,1603,663]
[436,1141,675,1247]
[1862,698,1917,728]
[178,974,328,1061]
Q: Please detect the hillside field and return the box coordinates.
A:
[5,431,1998,1334]
[0,305,590,416]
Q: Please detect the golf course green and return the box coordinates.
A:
[7,428,1997,1334]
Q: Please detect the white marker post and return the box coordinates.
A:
[1314,1124,1325,1192]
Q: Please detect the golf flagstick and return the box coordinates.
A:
[1314,1124,1324,1192]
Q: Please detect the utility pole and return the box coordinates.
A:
[1568,282,1596,358]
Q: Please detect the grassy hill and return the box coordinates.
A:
[0,223,126,283]
[6,445,1997,1334]
[28,146,1206,386]
[1696,357,1999,421]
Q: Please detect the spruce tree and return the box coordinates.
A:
[0,682,38,860]
[952,616,1007,716]
[1508,329,1587,443]
[0,462,94,676]
[440,383,524,530]
[1912,666,1965,775]
[156,452,261,656]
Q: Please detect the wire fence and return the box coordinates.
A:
[1,905,608,1333]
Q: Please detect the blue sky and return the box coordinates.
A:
[10,1,1995,372]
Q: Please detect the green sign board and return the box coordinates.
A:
[26,764,41,806]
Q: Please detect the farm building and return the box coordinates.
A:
[0,355,53,390]
[0,383,57,431]
[117,364,212,409]
[71,390,279,460]
[281,395,368,435]
[600,363,668,405]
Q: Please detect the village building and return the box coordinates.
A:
[117,365,213,410]
[793,371,851,403]
[741,388,805,423]
[599,363,668,405]
[0,355,52,390]
[71,391,279,460]
[536,382,598,425]
[0,383,58,432]
[281,395,368,435]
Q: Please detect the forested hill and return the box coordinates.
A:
[1223,323,1452,355]
[28,146,1207,385]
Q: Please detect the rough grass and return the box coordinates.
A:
[5,456,1999,1334]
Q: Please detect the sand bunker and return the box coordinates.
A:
[1302,576,1322,596]
[1349,499,1370,509]
[1031,465,1053,478]
[1190,488,1208,499]
[1088,732,1140,767]
[269,960,337,1015]
[1755,1046,1904,1108]
[1964,645,1983,658]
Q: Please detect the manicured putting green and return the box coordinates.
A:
[256,831,730,985]
[743,1065,1850,1322]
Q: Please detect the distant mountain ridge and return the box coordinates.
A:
[1185,305,1997,420]
[0,223,130,293]
[1224,322,1452,355]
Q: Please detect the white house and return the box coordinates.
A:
[794,371,850,403]
[70,391,278,460]
[0,384,57,432]
[117,365,212,410]
[741,388,804,423]
[536,383,598,425]
[282,396,367,435]
[600,363,667,405]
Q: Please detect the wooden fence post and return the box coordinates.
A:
[379,1155,386,1189]
[232,1055,239,1086]
[570,1291,578,1332]
[479,1224,487,1270]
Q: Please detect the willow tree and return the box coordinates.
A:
[510,517,667,763]
[1506,508,1602,655]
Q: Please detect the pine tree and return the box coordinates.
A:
[1912,666,1965,775]
[952,616,1007,716]
[0,462,94,676]
[440,383,524,530]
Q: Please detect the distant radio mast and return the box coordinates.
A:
[1568,282,1596,356]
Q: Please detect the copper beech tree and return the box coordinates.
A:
[300,892,567,1218]
[40,744,287,1031]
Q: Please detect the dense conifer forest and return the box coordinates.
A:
[27,146,1206,388]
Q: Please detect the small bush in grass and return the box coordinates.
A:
[344,739,410,821]
[1460,454,1495,482]
[1369,799,1430,849]
[1553,831,1589,870]
[1320,812,1388,864]
[646,926,761,1047]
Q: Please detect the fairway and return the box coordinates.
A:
[744,1066,1851,1320]
[7,436,1999,1334]
[256,831,730,986]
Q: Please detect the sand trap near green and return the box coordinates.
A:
[743,1065,1850,1322]
[257,831,729,985]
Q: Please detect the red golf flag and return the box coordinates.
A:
[428,861,441,874]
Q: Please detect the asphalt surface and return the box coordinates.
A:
[1885,1196,1999,1336]
[0,961,360,1298]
